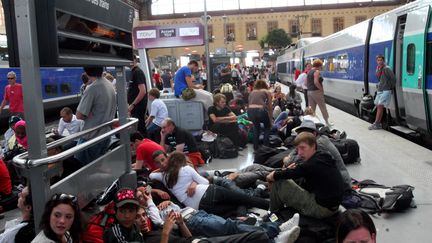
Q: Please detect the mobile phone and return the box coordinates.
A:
[146,185,152,194]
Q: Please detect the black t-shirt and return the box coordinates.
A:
[14,220,35,243]
[128,66,148,107]
[165,127,198,153]
[207,106,232,127]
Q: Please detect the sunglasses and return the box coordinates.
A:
[7,77,15,80]
[52,193,78,205]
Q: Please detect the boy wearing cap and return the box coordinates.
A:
[104,188,144,243]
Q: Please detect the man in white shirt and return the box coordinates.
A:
[55,107,83,136]
[295,63,312,107]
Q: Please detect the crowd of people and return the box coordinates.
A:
[0,56,391,242]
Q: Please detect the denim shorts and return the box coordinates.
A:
[374,90,392,108]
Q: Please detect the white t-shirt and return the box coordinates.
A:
[57,114,83,136]
[149,166,209,209]
[303,115,323,124]
[0,220,27,243]
[149,99,168,127]
[295,73,308,89]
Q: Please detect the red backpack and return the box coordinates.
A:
[81,202,116,243]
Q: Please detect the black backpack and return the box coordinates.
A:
[329,138,360,164]
[211,136,238,159]
[343,179,415,214]
[253,146,284,165]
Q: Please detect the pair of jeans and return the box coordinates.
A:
[186,210,280,239]
[199,184,269,216]
[146,123,160,134]
[247,108,270,149]
[74,137,110,166]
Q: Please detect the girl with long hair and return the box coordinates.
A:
[32,194,81,243]
[149,152,269,216]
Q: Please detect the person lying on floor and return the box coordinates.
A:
[135,186,301,243]
[266,132,344,219]
[149,151,269,217]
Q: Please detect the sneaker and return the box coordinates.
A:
[256,184,267,191]
[279,213,300,232]
[275,226,300,243]
[255,179,269,188]
[368,123,382,130]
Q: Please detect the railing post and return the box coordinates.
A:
[115,66,136,188]
[14,0,47,230]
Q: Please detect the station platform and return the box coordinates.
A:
[201,88,432,242]
[1,86,431,242]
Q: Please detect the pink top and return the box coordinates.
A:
[4,83,24,113]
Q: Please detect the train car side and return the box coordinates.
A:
[0,67,83,119]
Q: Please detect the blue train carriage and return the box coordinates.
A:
[276,37,322,85]
[302,19,371,115]
[0,67,83,119]
[368,0,432,135]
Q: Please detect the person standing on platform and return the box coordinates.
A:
[295,63,312,107]
[369,54,396,130]
[161,70,173,93]
[75,67,116,165]
[0,71,24,118]
[128,55,148,136]
[231,63,242,88]
[174,60,202,98]
[248,80,272,150]
[307,59,332,127]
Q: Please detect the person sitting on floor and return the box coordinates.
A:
[303,106,323,124]
[149,151,269,217]
[54,107,83,137]
[208,93,244,149]
[159,118,204,167]
[104,188,144,243]
[336,209,377,243]
[32,193,81,243]
[130,132,165,172]
[0,186,35,243]
[266,132,344,219]
[2,116,21,154]
[0,159,12,214]
[14,120,28,150]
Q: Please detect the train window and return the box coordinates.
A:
[60,83,72,94]
[337,54,349,73]
[326,56,336,72]
[407,43,415,75]
[277,63,287,74]
[427,42,432,75]
[44,84,58,96]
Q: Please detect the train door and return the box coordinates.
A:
[401,5,431,131]
[394,15,407,121]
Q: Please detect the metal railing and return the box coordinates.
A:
[13,118,138,168]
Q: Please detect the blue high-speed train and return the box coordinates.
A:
[276,0,432,139]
